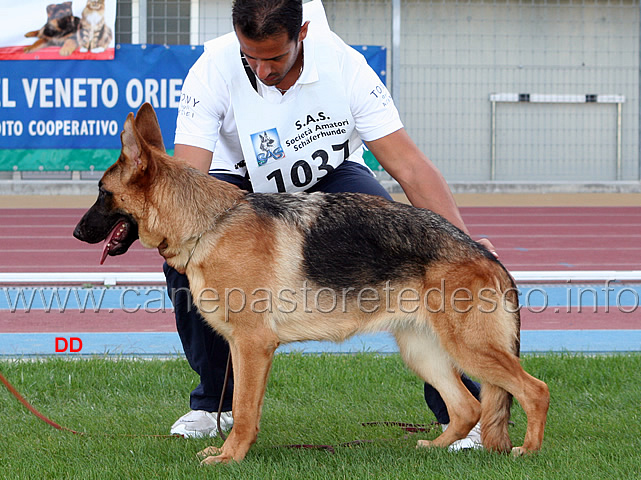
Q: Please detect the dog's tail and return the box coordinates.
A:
[480,383,513,452]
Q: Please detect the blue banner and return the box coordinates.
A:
[0,44,201,150]
[0,43,386,153]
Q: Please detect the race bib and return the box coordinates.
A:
[226,37,362,192]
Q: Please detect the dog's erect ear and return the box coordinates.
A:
[120,112,151,184]
[134,103,166,152]
[119,104,164,185]
[121,112,141,163]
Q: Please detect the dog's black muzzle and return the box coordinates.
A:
[74,207,139,263]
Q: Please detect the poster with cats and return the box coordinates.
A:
[0,0,117,60]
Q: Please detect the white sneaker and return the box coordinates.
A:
[170,410,233,438]
[441,421,483,451]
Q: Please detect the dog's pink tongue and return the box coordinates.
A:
[100,220,127,265]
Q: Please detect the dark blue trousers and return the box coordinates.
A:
[164,161,480,421]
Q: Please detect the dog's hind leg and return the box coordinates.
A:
[393,328,481,449]
[199,328,279,464]
[463,349,549,455]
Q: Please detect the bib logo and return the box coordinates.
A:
[251,128,285,166]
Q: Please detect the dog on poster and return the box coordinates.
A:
[23,1,79,56]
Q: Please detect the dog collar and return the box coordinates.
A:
[182,233,203,272]
[177,201,240,273]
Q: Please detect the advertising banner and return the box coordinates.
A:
[0,43,386,171]
[0,44,203,152]
[0,0,117,61]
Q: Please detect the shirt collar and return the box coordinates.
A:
[298,34,318,85]
[262,33,318,92]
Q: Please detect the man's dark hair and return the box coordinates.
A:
[232,0,303,41]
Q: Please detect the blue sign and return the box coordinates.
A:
[0,43,386,152]
[0,44,202,150]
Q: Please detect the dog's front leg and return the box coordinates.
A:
[23,37,47,53]
[59,37,78,56]
[199,330,278,465]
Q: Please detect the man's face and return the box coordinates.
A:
[236,25,306,87]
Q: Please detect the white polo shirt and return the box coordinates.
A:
[175,11,402,186]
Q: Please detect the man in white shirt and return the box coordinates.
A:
[166,0,494,451]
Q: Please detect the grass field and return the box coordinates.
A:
[1,353,640,479]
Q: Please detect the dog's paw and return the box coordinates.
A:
[197,446,222,459]
[200,453,233,465]
[511,446,528,457]
[416,439,435,449]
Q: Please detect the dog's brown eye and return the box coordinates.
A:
[99,186,113,197]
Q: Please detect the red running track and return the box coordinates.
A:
[2,206,640,273]
[1,206,640,334]
[1,308,638,333]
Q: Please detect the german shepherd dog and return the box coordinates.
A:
[74,104,549,464]
[24,1,79,56]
